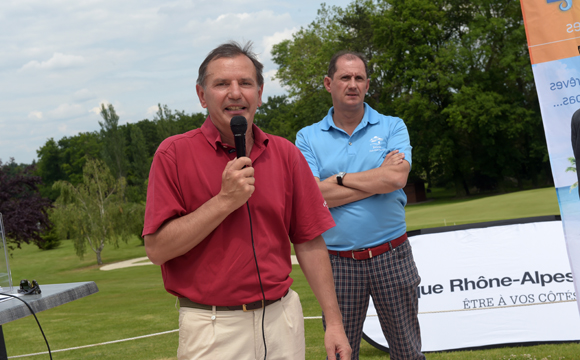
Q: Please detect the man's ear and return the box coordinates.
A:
[196,84,208,109]
[323,76,332,93]
[258,83,264,107]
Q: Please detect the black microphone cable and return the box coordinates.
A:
[0,291,52,359]
[246,200,268,360]
[231,115,267,359]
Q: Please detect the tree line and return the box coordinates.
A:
[1,0,550,260]
[36,104,206,203]
[0,104,205,263]
[31,104,205,263]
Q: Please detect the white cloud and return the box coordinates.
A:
[20,52,85,71]
[146,105,160,117]
[73,88,96,101]
[48,103,85,119]
[216,13,251,22]
[27,111,43,120]
[186,10,293,48]
[262,69,285,95]
[90,101,110,115]
[261,27,297,60]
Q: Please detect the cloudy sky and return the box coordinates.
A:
[1,0,352,164]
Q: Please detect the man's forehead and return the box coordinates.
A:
[334,56,366,77]
[336,57,365,70]
[205,55,257,80]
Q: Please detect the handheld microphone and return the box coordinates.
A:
[230,116,247,158]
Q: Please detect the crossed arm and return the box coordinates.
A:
[317,150,410,208]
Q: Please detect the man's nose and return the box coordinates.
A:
[347,78,357,89]
[229,82,242,99]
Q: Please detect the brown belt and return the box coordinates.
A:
[328,233,407,260]
[179,291,288,312]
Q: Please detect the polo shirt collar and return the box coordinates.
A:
[200,116,269,155]
[321,103,377,133]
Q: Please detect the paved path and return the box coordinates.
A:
[100,257,153,271]
[101,255,299,270]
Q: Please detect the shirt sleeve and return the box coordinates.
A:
[295,128,321,178]
[387,117,413,170]
[142,144,187,236]
[288,145,335,244]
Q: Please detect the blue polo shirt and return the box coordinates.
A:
[296,103,412,251]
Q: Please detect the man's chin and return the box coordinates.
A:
[341,98,364,107]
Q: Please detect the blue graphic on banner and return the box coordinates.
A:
[557,186,580,218]
[547,0,573,11]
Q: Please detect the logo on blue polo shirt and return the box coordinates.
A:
[547,0,572,11]
[370,136,386,152]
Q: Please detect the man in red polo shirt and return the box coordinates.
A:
[142,41,350,360]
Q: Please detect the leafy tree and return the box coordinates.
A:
[154,104,179,142]
[174,110,206,135]
[58,132,103,185]
[37,222,61,250]
[52,159,131,265]
[99,104,127,179]
[153,104,206,142]
[153,104,179,141]
[132,118,160,158]
[123,201,146,245]
[0,159,52,250]
[124,124,150,203]
[254,95,296,139]
[271,4,342,134]
[36,132,103,202]
[35,138,67,200]
[127,125,150,183]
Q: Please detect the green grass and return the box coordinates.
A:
[4,187,579,359]
[406,187,561,230]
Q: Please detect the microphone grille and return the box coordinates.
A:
[230,116,247,135]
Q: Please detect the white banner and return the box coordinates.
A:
[363,219,580,352]
[520,0,580,315]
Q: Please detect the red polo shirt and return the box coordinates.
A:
[143,118,335,306]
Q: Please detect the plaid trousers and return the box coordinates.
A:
[323,239,425,360]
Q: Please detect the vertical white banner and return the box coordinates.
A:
[521,0,580,313]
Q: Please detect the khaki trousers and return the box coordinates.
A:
[177,289,305,360]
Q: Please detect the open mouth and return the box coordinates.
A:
[226,106,246,111]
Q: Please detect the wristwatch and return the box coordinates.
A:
[336,172,347,186]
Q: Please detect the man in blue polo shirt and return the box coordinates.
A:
[296,51,424,360]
